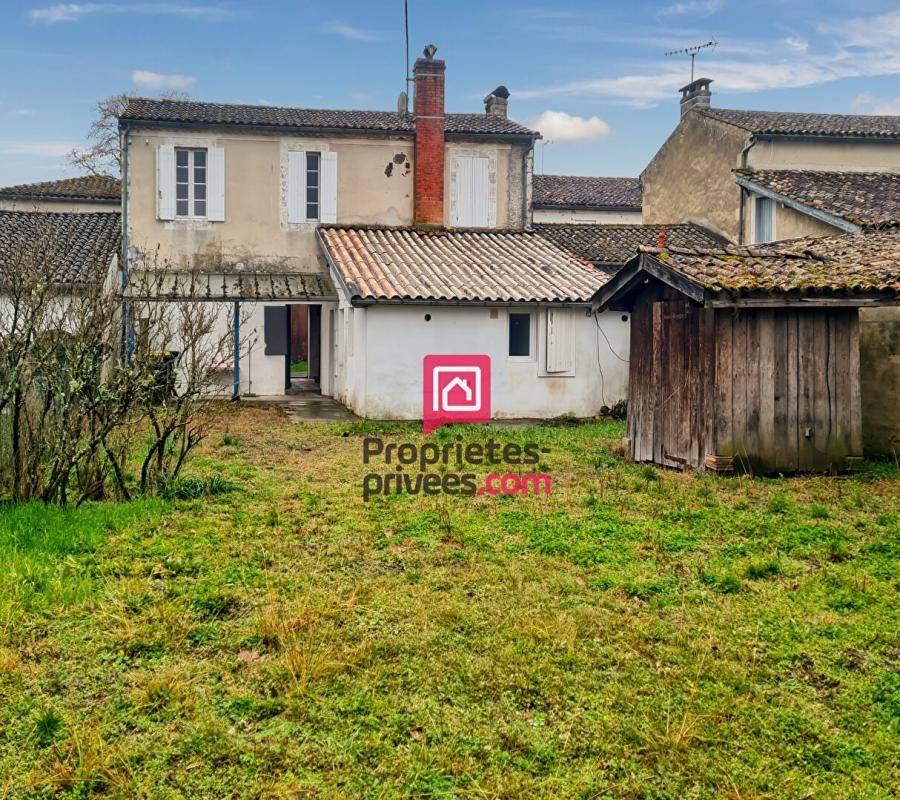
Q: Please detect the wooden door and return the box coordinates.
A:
[652,300,701,468]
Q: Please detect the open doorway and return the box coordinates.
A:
[288,304,321,393]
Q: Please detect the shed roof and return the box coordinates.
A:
[0,210,120,285]
[698,108,900,138]
[535,222,726,268]
[120,97,539,139]
[0,175,121,202]
[734,169,900,231]
[318,225,606,305]
[123,270,336,300]
[532,175,642,210]
[592,231,900,310]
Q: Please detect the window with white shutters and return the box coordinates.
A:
[452,156,491,227]
[158,145,224,221]
[175,148,207,218]
[545,308,574,374]
[287,149,337,224]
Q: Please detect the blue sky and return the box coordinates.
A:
[2,0,900,186]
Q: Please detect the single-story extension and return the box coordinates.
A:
[318,225,630,419]
[592,231,900,473]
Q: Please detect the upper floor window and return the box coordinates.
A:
[305,152,320,221]
[753,196,775,243]
[452,155,493,228]
[176,148,207,218]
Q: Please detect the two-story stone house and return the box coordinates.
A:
[119,46,630,418]
[640,78,900,454]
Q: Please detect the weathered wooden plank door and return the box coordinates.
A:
[652,300,700,468]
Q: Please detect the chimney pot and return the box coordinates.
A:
[657,228,667,249]
[484,85,510,118]
[679,77,713,118]
[413,45,446,226]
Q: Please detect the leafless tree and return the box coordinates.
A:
[69,89,189,176]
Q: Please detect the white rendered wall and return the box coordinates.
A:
[533,208,643,225]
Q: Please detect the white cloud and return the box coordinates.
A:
[0,140,80,158]
[322,21,380,41]
[519,9,900,108]
[30,3,228,23]
[783,36,808,53]
[850,92,900,115]
[530,111,610,142]
[658,0,723,18]
[132,70,196,90]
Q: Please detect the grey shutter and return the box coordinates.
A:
[755,197,775,243]
[157,144,176,220]
[264,306,289,355]
[207,146,225,221]
[287,150,304,223]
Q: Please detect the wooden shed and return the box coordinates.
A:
[591,233,900,473]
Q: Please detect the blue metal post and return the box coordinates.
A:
[233,301,240,399]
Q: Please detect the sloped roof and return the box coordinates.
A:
[0,211,120,284]
[535,222,726,268]
[0,175,121,202]
[699,108,900,138]
[593,231,900,309]
[735,169,900,230]
[123,270,335,300]
[318,225,606,305]
[120,97,539,139]
[533,175,642,210]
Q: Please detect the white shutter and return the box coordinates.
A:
[320,151,338,224]
[207,146,225,221]
[287,150,305,224]
[546,309,574,373]
[157,144,176,220]
[452,156,490,227]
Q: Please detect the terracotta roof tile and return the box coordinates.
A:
[0,175,121,201]
[319,226,606,304]
[120,97,539,138]
[700,107,900,138]
[735,169,900,230]
[0,210,120,284]
[535,222,726,268]
[533,175,642,210]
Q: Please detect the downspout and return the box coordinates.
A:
[737,134,756,245]
[232,301,240,399]
[120,123,132,359]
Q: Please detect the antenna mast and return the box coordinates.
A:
[665,37,718,82]
[404,1,411,95]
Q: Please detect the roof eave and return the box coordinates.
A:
[119,117,415,139]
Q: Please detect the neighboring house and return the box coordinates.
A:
[535,222,724,273]
[319,226,628,419]
[592,231,900,473]
[532,175,642,224]
[119,46,631,417]
[640,78,900,455]
[0,176,121,214]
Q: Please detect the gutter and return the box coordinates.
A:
[120,121,131,359]
[534,204,642,213]
[733,174,862,235]
[0,194,119,205]
[349,297,592,309]
[737,134,756,245]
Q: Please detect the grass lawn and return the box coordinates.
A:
[291,360,309,376]
[0,405,897,799]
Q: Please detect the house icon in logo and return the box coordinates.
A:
[423,355,491,434]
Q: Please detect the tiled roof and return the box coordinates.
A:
[604,232,900,304]
[535,223,726,268]
[123,270,335,300]
[699,108,900,138]
[319,226,606,304]
[0,175,121,202]
[0,211,120,284]
[735,169,900,230]
[120,97,539,138]
[533,175,642,209]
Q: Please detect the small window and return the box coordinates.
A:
[306,152,320,221]
[175,148,207,218]
[754,196,775,243]
[508,312,531,357]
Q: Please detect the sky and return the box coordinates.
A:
[1,0,900,186]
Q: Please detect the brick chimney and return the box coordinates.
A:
[413,44,446,226]
[484,85,510,118]
[679,77,712,117]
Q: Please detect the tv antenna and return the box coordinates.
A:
[665,37,718,82]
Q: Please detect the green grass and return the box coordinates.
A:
[290,359,308,375]
[0,405,897,799]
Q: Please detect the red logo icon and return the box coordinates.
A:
[423,355,491,435]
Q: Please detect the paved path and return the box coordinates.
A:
[242,392,359,422]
